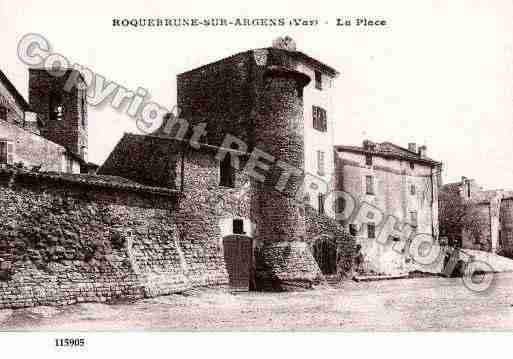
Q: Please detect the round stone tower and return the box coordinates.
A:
[252,65,324,290]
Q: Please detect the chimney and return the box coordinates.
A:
[408,142,417,153]
[418,145,427,158]
[272,36,297,51]
[363,140,375,151]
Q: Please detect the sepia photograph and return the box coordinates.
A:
[0,0,512,356]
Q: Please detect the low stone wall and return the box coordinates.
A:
[0,169,229,309]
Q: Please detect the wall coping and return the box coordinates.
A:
[0,167,180,197]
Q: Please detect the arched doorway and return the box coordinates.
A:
[313,236,337,275]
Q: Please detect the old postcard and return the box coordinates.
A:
[0,0,511,357]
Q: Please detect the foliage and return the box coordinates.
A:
[439,187,486,248]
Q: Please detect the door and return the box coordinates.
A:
[223,235,253,291]
[313,236,337,275]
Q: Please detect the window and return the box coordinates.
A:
[0,106,6,121]
[50,92,64,121]
[317,150,325,176]
[367,223,376,239]
[0,140,14,165]
[365,175,374,195]
[336,196,346,214]
[467,183,471,198]
[410,184,416,195]
[409,162,414,170]
[233,219,245,234]
[80,146,87,160]
[312,106,327,132]
[365,154,373,166]
[66,156,73,174]
[410,211,418,227]
[349,224,358,236]
[80,90,87,128]
[314,70,322,90]
[318,193,325,215]
[219,156,235,188]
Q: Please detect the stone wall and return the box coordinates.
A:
[0,168,231,309]
[176,52,256,148]
[500,198,513,257]
[442,179,505,254]
[175,48,339,215]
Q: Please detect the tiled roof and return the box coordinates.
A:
[0,69,31,111]
[335,141,441,166]
[266,48,339,77]
[0,167,178,196]
[178,47,339,78]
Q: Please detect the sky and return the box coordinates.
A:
[1,0,512,189]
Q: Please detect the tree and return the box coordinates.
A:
[439,187,486,249]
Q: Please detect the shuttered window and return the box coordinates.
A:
[367,223,376,239]
[312,106,327,132]
[410,211,418,227]
[318,193,325,215]
[0,106,6,121]
[365,175,374,195]
[0,140,14,165]
[317,150,325,176]
[314,70,322,90]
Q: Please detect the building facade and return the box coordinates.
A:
[440,177,513,257]
[101,38,356,289]
[335,140,443,275]
[0,68,90,173]
[174,37,339,217]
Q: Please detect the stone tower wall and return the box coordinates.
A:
[252,69,307,244]
[251,67,325,290]
[28,69,87,157]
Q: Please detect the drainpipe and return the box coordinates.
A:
[430,164,441,242]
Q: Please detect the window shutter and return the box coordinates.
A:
[317,150,325,176]
[318,193,325,214]
[312,106,327,132]
[0,106,6,121]
[366,175,374,195]
[0,141,6,164]
[6,142,14,164]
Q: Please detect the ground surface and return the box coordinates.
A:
[1,273,513,331]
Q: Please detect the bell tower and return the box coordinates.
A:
[29,68,88,160]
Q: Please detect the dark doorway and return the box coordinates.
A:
[313,236,337,275]
[223,235,253,291]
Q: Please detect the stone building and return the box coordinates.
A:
[100,38,355,289]
[0,39,356,310]
[440,177,513,257]
[0,68,92,173]
[335,140,443,275]
[175,36,340,217]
